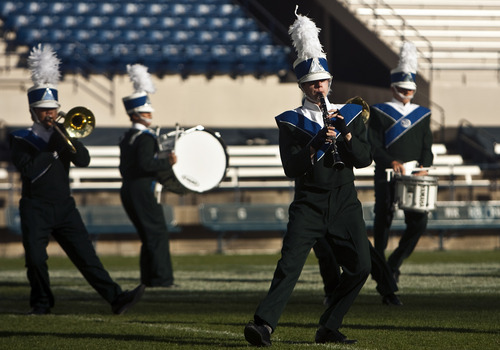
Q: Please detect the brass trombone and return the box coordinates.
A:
[345,96,370,124]
[55,106,95,153]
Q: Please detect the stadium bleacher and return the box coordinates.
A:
[0,0,291,77]
[340,0,500,71]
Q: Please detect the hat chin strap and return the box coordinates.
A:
[392,86,416,102]
[30,107,41,125]
[133,111,153,125]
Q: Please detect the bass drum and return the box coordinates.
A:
[158,125,228,194]
[394,174,438,212]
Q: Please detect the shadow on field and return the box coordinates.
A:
[0,330,244,347]
[343,323,499,335]
[405,272,500,278]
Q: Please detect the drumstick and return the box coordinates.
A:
[174,123,180,150]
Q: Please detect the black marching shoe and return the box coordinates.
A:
[315,326,357,344]
[27,306,51,315]
[382,293,403,306]
[244,321,272,347]
[111,284,146,315]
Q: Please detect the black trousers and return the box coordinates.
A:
[121,178,174,287]
[20,197,122,309]
[254,183,371,331]
[314,237,398,297]
[373,177,428,274]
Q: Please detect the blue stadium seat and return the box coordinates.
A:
[134,16,158,29]
[235,44,261,74]
[161,44,184,59]
[60,15,84,29]
[137,43,161,57]
[47,28,71,43]
[171,30,196,44]
[46,1,74,15]
[22,2,47,16]
[111,43,137,66]
[195,30,220,44]
[96,2,122,16]
[245,31,272,45]
[172,3,194,16]
[15,28,48,46]
[221,31,244,44]
[260,45,290,73]
[194,3,218,17]
[74,2,97,15]
[121,30,147,43]
[84,16,109,29]
[217,4,245,17]
[180,17,207,30]
[161,44,186,74]
[121,2,145,16]
[211,45,235,74]
[144,3,169,16]
[37,15,59,28]
[109,16,133,29]
[0,1,24,17]
[206,17,231,30]
[136,44,163,71]
[71,29,98,43]
[56,42,78,60]
[4,14,34,31]
[145,30,171,43]
[156,16,182,29]
[231,17,258,31]
[87,43,113,66]
[96,29,121,43]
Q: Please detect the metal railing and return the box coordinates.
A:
[340,0,434,80]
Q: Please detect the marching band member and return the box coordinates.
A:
[9,44,145,315]
[368,41,434,282]
[244,9,372,346]
[119,64,177,288]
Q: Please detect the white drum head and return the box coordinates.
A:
[172,127,227,193]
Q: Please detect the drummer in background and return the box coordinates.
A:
[367,41,433,282]
[119,64,177,288]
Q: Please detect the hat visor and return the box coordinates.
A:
[391,81,416,90]
[299,72,332,84]
[30,100,60,108]
[132,106,155,113]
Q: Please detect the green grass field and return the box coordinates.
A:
[0,251,499,349]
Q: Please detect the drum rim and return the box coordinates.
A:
[394,174,438,183]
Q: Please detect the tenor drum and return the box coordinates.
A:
[158,126,228,193]
[394,175,438,212]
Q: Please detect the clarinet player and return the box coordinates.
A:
[244,9,373,346]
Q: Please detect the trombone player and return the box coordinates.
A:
[9,44,145,315]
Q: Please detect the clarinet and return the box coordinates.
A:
[319,96,345,170]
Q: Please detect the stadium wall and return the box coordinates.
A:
[0,67,302,129]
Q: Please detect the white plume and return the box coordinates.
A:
[397,41,418,73]
[288,6,326,61]
[28,43,61,86]
[127,64,156,94]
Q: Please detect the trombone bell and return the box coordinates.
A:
[345,96,370,124]
[63,106,95,138]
